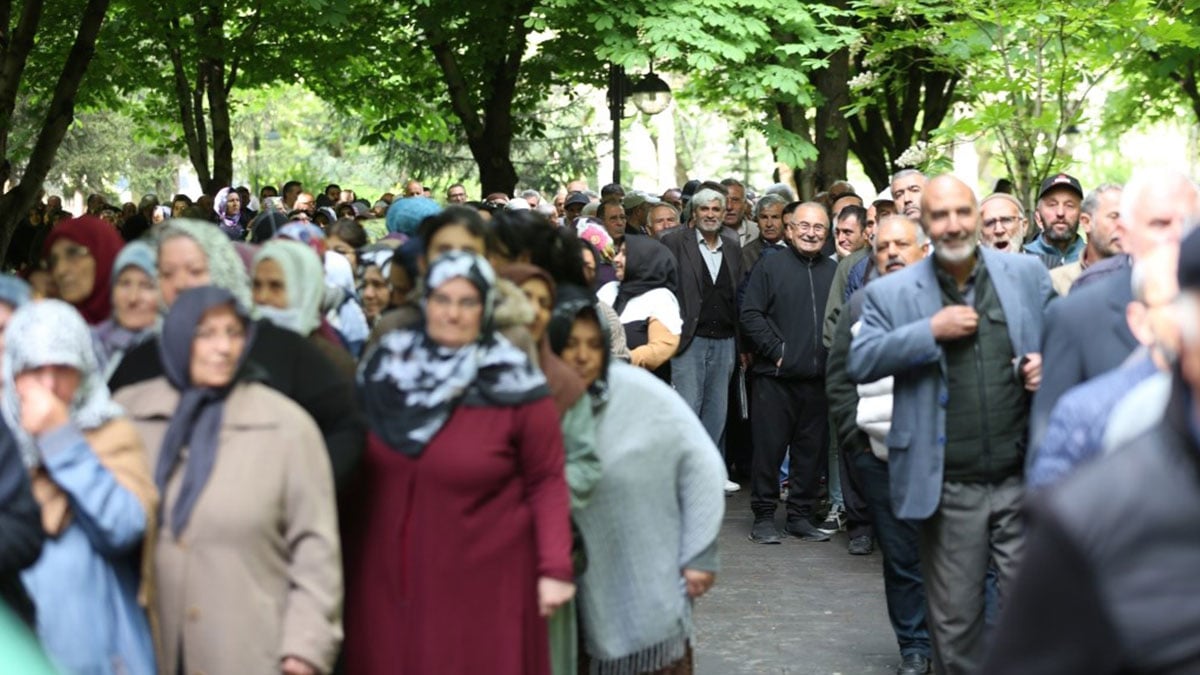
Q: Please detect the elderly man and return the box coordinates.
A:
[1024,173,1086,268]
[741,201,837,543]
[721,178,759,246]
[661,188,743,493]
[890,169,926,220]
[446,184,468,204]
[848,175,1054,674]
[1049,183,1123,294]
[597,200,628,241]
[741,194,787,271]
[649,202,681,237]
[984,229,1200,675]
[404,180,424,197]
[978,193,1027,253]
[827,214,932,675]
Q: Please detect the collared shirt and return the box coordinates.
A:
[696,228,724,283]
[1024,233,1086,268]
[934,250,983,306]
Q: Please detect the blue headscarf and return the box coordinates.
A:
[385,196,441,235]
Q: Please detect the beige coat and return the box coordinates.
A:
[115,377,342,675]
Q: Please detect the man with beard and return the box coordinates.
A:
[847,175,1054,674]
[978,193,1028,253]
[741,202,837,543]
[1049,183,1123,294]
[1024,173,1086,268]
[827,214,933,674]
[662,187,743,494]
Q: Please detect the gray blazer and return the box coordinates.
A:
[846,248,1054,520]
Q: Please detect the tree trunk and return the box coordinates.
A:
[811,47,851,192]
[0,0,45,187]
[206,58,233,193]
[0,0,110,262]
[776,102,815,199]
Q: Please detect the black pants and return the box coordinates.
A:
[839,436,874,539]
[750,376,829,522]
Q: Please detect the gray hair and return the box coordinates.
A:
[1081,183,1122,217]
[873,214,928,251]
[1120,168,1200,226]
[764,182,796,201]
[691,188,726,212]
[890,168,926,185]
[753,193,787,220]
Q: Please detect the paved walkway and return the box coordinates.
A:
[693,491,900,675]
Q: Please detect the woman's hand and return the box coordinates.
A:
[280,655,317,675]
[683,569,715,598]
[537,577,576,617]
[13,375,69,436]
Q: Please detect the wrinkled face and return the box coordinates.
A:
[561,315,605,386]
[158,236,210,308]
[650,205,679,236]
[873,219,928,275]
[423,224,486,273]
[519,277,553,343]
[784,205,828,256]
[834,215,865,258]
[360,266,390,320]
[1036,187,1081,244]
[614,242,627,281]
[48,238,96,305]
[252,258,288,310]
[891,174,926,219]
[16,365,81,405]
[425,277,484,349]
[923,178,980,266]
[693,199,723,234]
[756,203,784,243]
[112,267,158,331]
[327,235,358,269]
[724,185,745,227]
[979,198,1025,252]
[447,186,467,203]
[225,192,241,215]
[1122,179,1200,261]
[1086,189,1124,257]
[601,203,627,240]
[293,193,315,214]
[190,304,247,388]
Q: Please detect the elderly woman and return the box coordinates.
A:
[548,286,725,674]
[5,301,157,675]
[43,215,127,325]
[595,235,682,378]
[214,187,249,241]
[115,287,341,675]
[108,219,365,491]
[92,241,159,380]
[344,252,574,675]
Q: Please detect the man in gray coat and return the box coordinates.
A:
[847,175,1054,674]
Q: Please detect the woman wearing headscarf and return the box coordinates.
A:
[343,251,574,675]
[107,219,366,492]
[355,242,401,327]
[322,251,370,358]
[43,215,127,325]
[499,265,601,675]
[0,274,30,361]
[547,287,726,675]
[115,286,342,675]
[253,239,358,378]
[214,187,249,241]
[4,300,157,675]
[595,235,682,377]
[92,242,159,380]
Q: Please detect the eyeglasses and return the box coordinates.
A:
[47,244,91,269]
[788,221,827,234]
[982,216,1020,230]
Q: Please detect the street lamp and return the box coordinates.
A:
[608,63,673,185]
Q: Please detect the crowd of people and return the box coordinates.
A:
[0,164,1198,675]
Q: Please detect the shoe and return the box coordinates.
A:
[817,505,845,534]
[749,519,782,544]
[896,653,930,675]
[847,535,874,556]
[783,519,831,542]
[724,480,741,495]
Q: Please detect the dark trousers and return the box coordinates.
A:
[750,376,828,522]
[853,451,931,658]
[724,366,753,481]
[838,436,873,539]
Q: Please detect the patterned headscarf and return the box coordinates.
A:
[213,187,244,240]
[276,222,327,259]
[358,251,548,456]
[158,219,254,313]
[253,239,325,336]
[2,300,125,468]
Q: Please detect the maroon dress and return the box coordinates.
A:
[343,397,573,674]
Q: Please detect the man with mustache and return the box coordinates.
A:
[827,214,932,674]
[1048,183,1124,295]
[847,175,1054,674]
[1024,173,1086,269]
[740,202,838,543]
[978,193,1028,254]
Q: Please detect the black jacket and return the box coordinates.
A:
[109,320,366,491]
[660,227,743,354]
[0,422,43,626]
[740,245,836,380]
[826,288,870,453]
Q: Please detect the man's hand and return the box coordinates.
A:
[683,569,715,598]
[13,375,69,436]
[1020,352,1042,392]
[739,352,752,370]
[930,306,979,341]
[280,656,317,675]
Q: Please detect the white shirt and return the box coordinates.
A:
[696,228,724,283]
[597,282,683,335]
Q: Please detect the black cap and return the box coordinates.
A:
[564,191,589,208]
[1037,173,1083,202]
[1178,228,1200,291]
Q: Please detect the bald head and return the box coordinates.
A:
[922,175,980,266]
[1120,168,1200,261]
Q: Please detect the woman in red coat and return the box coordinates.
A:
[345,250,575,674]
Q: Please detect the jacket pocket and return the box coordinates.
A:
[886,428,911,453]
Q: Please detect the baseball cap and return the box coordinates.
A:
[565,192,590,208]
[1037,173,1083,202]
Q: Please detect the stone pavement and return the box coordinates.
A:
[693,491,901,675]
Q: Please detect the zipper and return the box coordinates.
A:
[776,342,784,377]
[807,261,819,371]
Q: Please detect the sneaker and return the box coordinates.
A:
[847,535,874,556]
[897,653,930,675]
[817,505,845,534]
[783,519,831,542]
[724,480,741,495]
[749,519,782,544]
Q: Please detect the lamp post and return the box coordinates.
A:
[608,63,673,186]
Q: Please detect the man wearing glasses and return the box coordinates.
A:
[740,202,838,543]
[978,193,1028,254]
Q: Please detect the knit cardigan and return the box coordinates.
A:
[576,362,726,675]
